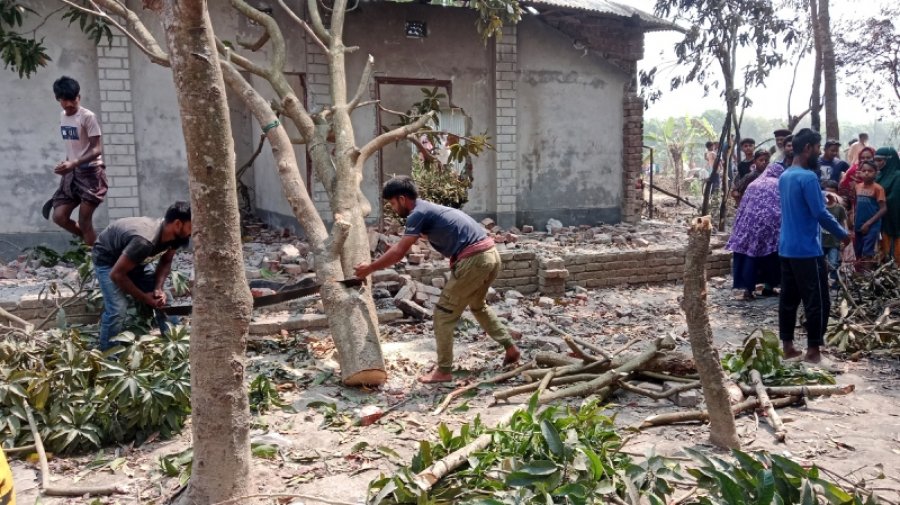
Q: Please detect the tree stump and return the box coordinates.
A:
[682,216,740,449]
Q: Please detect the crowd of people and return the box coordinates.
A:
[724,128,900,363]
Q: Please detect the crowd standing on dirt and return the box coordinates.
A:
[724,126,900,364]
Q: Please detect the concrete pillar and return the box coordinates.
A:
[621,93,644,224]
[494,25,518,228]
[96,33,140,219]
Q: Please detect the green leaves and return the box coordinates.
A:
[61,3,113,46]
[722,329,835,386]
[0,325,192,454]
[248,374,285,414]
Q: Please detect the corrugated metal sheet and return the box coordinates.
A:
[525,0,680,31]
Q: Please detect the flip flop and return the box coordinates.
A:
[41,198,53,220]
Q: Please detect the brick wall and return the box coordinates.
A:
[97,32,140,219]
[622,94,644,224]
[494,25,518,227]
[2,296,99,326]
[402,246,731,297]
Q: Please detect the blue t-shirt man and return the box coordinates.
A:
[779,166,848,258]
[404,200,486,260]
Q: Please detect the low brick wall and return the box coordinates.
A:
[492,247,731,296]
[1,295,100,326]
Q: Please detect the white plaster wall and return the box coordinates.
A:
[516,16,628,223]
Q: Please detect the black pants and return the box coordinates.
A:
[779,256,830,347]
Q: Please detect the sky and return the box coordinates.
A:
[631,0,884,132]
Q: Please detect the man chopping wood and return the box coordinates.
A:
[92,201,192,350]
[354,176,520,383]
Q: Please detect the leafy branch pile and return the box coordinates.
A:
[368,399,884,504]
[722,329,835,386]
[0,327,191,454]
[827,264,900,355]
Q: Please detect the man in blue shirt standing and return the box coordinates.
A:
[778,129,850,363]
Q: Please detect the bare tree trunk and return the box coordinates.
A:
[809,0,823,132]
[681,216,740,449]
[161,2,254,504]
[670,147,684,200]
[819,0,840,139]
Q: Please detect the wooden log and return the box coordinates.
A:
[492,374,602,402]
[432,361,536,415]
[738,383,855,398]
[751,370,786,442]
[640,395,802,428]
[537,337,675,405]
[529,352,695,381]
[682,216,739,449]
[522,359,611,382]
[617,379,701,400]
[535,352,580,368]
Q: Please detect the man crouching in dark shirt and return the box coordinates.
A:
[92,201,192,350]
[355,176,520,383]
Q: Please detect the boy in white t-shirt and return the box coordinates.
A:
[45,76,108,246]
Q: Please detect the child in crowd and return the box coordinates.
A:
[821,180,847,286]
[851,161,887,266]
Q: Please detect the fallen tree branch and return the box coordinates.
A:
[612,336,642,357]
[432,361,536,415]
[548,323,613,361]
[737,383,855,398]
[25,405,125,497]
[415,407,521,490]
[537,337,675,405]
[639,371,698,383]
[750,370,786,442]
[492,374,601,402]
[617,379,701,400]
[522,358,610,382]
[640,395,802,428]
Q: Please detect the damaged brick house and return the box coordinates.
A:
[0,0,674,258]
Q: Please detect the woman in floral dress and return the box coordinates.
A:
[726,163,786,300]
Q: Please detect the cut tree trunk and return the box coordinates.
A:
[161,2,254,504]
[682,216,740,449]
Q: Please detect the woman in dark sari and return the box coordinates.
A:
[726,163,785,300]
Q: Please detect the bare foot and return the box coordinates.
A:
[804,347,822,364]
[418,370,454,383]
[783,343,802,360]
[503,345,521,365]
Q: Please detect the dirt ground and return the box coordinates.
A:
[9,277,900,505]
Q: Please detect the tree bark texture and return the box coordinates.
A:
[809,0,823,132]
[161,2,254,504]
[819,0,840,139]
[681,216,740,449]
